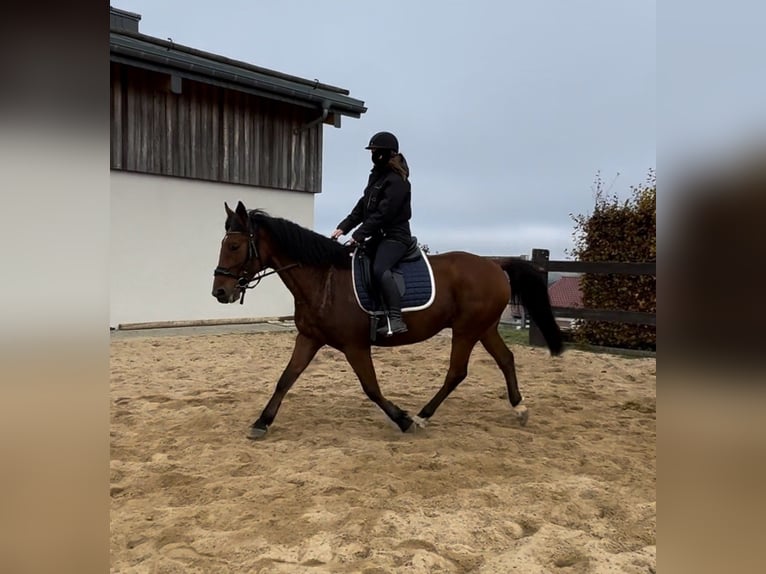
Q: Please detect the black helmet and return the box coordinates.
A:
[365,131,399,153]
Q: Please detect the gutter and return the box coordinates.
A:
[110,32,367,117]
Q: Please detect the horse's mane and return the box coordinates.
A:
[248,209,352,269]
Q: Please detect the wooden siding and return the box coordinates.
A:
[110,62,323,193]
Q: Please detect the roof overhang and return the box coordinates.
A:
[109,30,367,124]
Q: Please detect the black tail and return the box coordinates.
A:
[502,260,564,356]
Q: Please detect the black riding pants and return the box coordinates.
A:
[372,239,408,284]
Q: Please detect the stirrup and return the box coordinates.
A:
[377,315,408,337]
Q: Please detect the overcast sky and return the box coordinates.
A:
[117,0,655,259]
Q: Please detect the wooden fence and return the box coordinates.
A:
[527,248,656,348]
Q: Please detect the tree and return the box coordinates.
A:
[569,170,656,350]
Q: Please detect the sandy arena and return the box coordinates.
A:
[110,328,656,573]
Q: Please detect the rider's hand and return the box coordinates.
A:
[330,228,343,240]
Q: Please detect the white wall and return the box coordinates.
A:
[110,171,315,327]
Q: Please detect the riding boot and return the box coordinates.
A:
[377,271,408,336]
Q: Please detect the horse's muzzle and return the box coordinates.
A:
[212,287,238,304]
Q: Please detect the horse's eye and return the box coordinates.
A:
[229,244,240,251]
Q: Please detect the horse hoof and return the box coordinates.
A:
[412,415,429,429]
[247,425,268,440]
[515,404,529,426]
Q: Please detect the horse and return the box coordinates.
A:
[212,201,564,439]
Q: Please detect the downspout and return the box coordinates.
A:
[294,100,330,134]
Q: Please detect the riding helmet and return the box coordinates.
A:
[365,131,399,153]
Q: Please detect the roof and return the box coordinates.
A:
[109,8,366,120]
[548,276,583,308]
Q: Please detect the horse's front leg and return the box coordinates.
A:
[344,346,414,433]
[248,333,323,439]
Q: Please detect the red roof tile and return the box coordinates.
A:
[548,276,582,308]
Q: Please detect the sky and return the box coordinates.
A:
[116,0,656,259]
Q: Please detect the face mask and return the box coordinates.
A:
[371,149,392,167]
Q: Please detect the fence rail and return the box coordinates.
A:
[528,248,656,347]
[544,260,656,275]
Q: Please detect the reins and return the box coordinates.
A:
[234,263,300,304]
[213,229,299,304]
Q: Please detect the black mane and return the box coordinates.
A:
[248,209,352,268]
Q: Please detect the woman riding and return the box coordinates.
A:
[331,131,413,336]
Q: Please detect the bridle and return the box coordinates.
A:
[213,226,299,304]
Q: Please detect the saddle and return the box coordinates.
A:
[351,237,436,341]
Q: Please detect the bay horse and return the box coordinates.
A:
[212,201,563,439]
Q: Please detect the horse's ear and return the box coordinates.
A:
[235,201,248,222]
[224,202,234,217]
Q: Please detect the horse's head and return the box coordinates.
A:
[211,201,272,304]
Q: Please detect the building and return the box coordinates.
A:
[500,273,583,330]
[547,275,583,329]
[109,6,366,328]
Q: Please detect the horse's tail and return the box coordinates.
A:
[501,260,564,356]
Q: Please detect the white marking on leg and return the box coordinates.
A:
[412,415,428,428]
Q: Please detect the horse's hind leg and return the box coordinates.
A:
[249,333,323,439]
[416,334,477,425]
[480,325,528,426]
[344,346,414,433]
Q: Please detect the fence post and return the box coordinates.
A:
[529,248,550,347]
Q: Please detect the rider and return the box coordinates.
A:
[331,131,412,336]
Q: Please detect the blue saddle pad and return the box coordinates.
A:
[352,248,435,315]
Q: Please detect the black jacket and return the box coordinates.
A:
[337,154,412,245]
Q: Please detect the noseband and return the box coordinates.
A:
[213,228,298,304]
